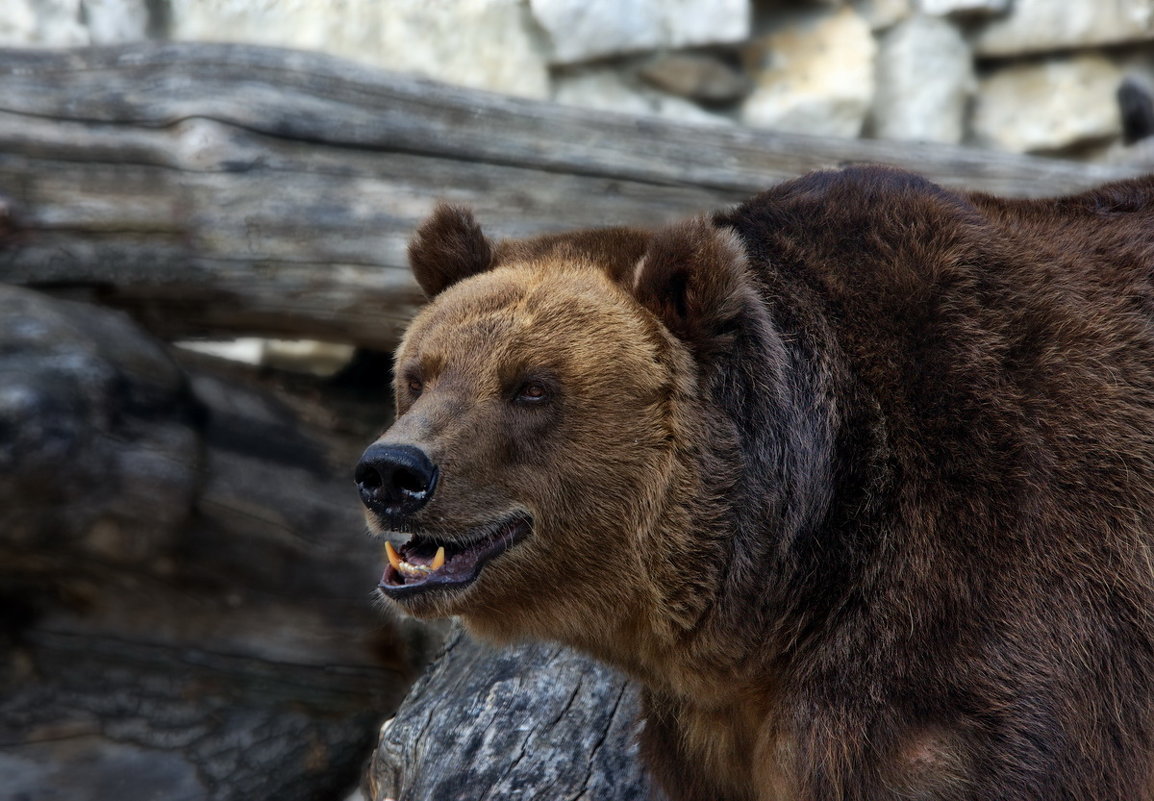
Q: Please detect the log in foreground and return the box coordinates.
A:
[0,285,415,801]
[370,624,660,801]
[0,43,1144,350]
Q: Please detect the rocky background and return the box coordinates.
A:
[4,0,1154,163]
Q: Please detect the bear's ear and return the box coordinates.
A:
[408,203,494,297]
[632,217,750,344]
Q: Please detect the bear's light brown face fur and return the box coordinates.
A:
[368,253,700,658]
[362,205,762,691]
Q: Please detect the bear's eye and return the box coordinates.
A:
[406,377,423,396]
[515,381,550,405]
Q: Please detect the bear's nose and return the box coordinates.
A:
[354,444,439,517]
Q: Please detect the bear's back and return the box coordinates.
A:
[717,168,1154,510]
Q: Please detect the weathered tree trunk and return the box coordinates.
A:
[369,625,660,801]
[0,284,423,801]
[0,43,1143,351]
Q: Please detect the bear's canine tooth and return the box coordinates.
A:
[385,540,401,571]
[431,545,446,570]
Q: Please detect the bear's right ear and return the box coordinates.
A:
[632,217,751,347]
[408,203,494,297]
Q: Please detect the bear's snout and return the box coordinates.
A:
[355,443,439,518]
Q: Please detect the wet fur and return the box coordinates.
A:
[379,168,1154,800]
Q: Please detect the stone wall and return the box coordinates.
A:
[5,0,1154,162]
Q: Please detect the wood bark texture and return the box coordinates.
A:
[369,624,660,801]
[0,285,417,801]
[0,43,1144,351]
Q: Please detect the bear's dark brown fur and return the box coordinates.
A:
[358,166,1154,800]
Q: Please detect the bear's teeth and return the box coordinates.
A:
[386,541,446,576]
[385,540,401,570]
[398,561,432,577]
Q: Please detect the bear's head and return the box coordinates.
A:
[356,204,769,663]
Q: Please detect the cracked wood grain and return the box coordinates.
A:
[369,625,662,801]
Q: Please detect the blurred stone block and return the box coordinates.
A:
[171,0,550,98]
[872,14,974,144]
[972,0,1154,57]
[530,0,750,65]
[84,0,152,42]
[973,54,1124,153]
[0,0,149,45]
[741,6,876,138]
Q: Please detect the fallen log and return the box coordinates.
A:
[0,43,1143,351]
[369,625,660,801]
[0,284,421,801]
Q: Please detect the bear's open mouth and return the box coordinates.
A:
[377,515,531,599]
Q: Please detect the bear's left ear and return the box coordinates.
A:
[408,203,494,297]
[632,217,751,345]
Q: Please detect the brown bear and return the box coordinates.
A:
[355,166,1154,801]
